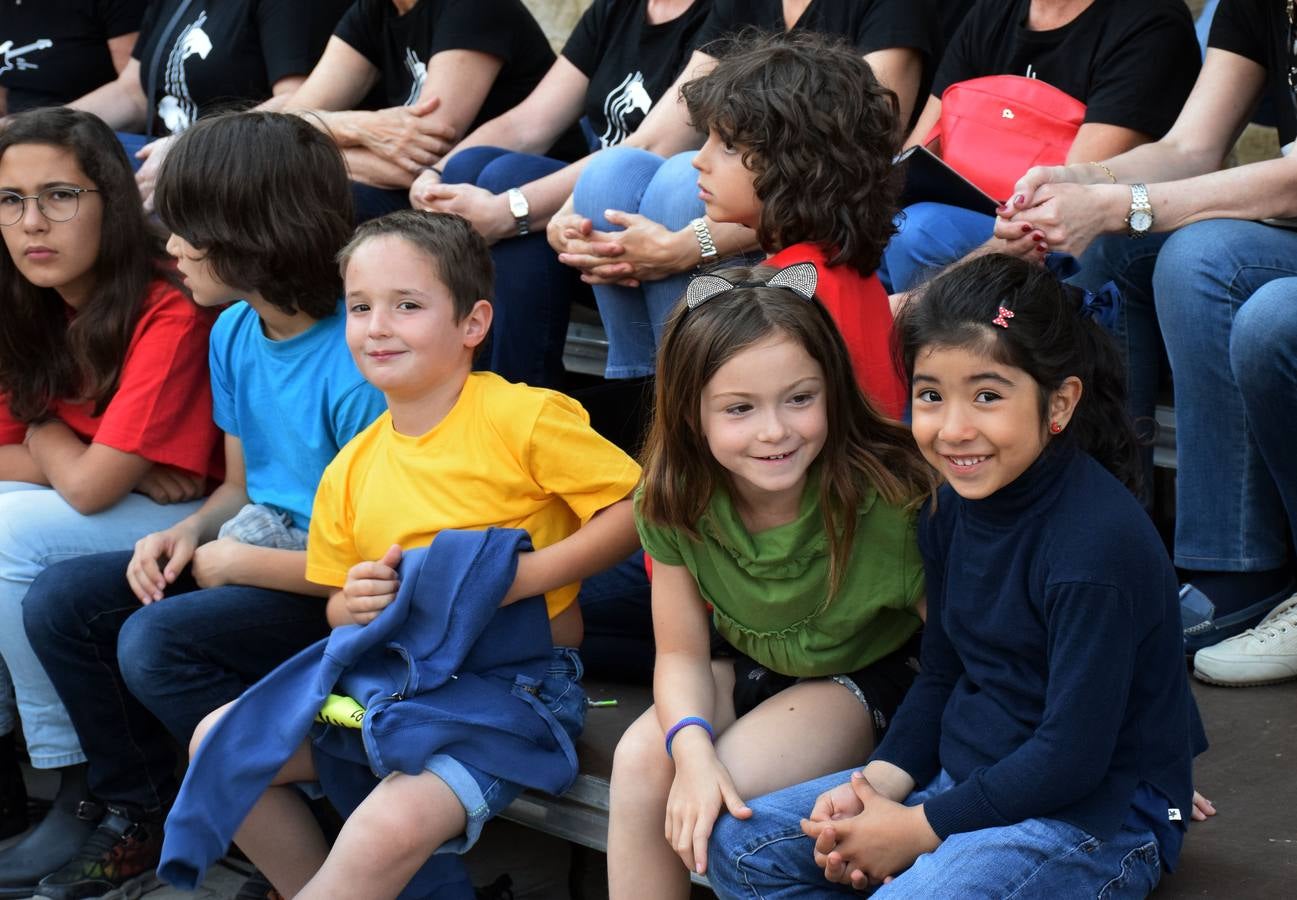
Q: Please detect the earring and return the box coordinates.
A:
[1049,421,1063,434]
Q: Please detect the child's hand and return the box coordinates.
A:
[191,537,252,589]
[801,772,939,887]
[343,545,403,625]
[127,524,200,604]
[1192,790,1216,821]
[807,773,868,823]
[665,745,752,875]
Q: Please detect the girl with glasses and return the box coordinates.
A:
[0,106,221,896]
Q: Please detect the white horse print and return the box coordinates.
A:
[598,71,652,148]
[157,11,212,134]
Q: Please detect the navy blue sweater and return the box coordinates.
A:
[873,442,1203,842]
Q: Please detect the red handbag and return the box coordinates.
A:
[922,75,1087,202]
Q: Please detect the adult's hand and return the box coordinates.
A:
[547,210,601,256]
[408,166,442,207]
[414,182,515,244]
[357,97,456,174]
[997,182,1129,258]
[135,135,176,212]
[557,210,697,287]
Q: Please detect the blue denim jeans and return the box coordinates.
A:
[572,147,704,377]
[442,146,589,388]
[22,549,332,811]
[1152,219,1297,571]
[0,483,201,767]
[878,202,994,293]
[426,646,586,853]
[708,770,1161,899]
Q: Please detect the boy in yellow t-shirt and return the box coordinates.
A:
[205,211,641,899]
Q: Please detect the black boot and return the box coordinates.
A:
[0,733,28,841]
[0,764,96,899]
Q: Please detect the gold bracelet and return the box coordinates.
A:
[1087,161,1117,184]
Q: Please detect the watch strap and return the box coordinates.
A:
[692,217,718,263]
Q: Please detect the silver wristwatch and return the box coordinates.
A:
[692,217,718,264]
[1126,183,1153,237]
[506,188,530,236]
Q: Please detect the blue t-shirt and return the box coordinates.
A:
[209,301,386,530]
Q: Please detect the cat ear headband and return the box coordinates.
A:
[684,262,818,311]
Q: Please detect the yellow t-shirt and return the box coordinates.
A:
[306,372,641,617]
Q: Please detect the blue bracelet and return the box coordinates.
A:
[665,716,715,758]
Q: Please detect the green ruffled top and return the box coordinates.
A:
[635,473,924,677]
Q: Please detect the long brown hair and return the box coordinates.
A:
[639,265,935,591]
[0,108,170,421]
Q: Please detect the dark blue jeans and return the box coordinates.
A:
[22,550,330,812]
[443,146,592,388]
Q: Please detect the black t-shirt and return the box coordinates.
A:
[334,0,586,159]
[561,0,712,148]
[133,0,350,136]
[932,0,1200,138]
[0,0,146,112]
[691,0,942,128]
[1209,0,1296,148]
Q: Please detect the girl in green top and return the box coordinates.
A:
[608,262,936,899]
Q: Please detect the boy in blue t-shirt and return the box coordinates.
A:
[19,112,385,900]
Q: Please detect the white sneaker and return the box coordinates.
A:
[1194,594,1297,687]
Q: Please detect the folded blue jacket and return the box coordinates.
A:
[159,527,578,891]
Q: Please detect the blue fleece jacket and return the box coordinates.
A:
[158,527,576,891]
[872,442,1204,847]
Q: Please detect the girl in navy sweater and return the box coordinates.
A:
[706,254,1212,898]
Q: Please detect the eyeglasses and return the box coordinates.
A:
[0,187,100,226]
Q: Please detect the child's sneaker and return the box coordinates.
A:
[1194,594,1297,687]
[32,804,161,900]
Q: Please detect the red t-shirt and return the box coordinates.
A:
[0,279,223,480]
[766,242,907,420]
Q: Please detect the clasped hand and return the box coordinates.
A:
[992,164,1128,258]
[360,98,456,174]
[550,209,690,287]
[800,771,939,889]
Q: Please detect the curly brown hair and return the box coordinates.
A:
[639,265,936,593]
[681,30,902,275]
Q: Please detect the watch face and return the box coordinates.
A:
[508,190,528,218]
[1130,210,1153,232]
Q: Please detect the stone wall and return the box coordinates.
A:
[521,0,593,53]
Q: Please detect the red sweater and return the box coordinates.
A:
[767,242,906,419]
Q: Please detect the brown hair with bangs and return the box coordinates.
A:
[639,265,936,591]
[681,30,902,275]
[336,210,494,322]
[154,111,354,319]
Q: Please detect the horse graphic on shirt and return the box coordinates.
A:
[403,48,427,106]
[157,11,212,134]
[598,71,652,148]
[0,39,54,76]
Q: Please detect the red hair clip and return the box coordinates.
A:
[992,306,1015,328]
